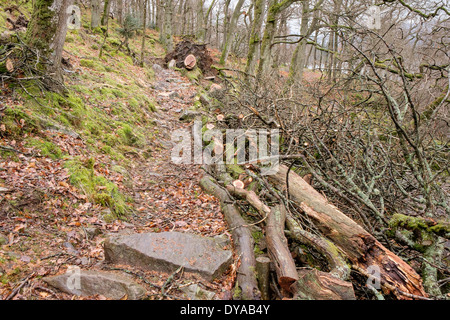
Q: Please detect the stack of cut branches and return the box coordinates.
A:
[0,33,65,93]
[200,162,430,300]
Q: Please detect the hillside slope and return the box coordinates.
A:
[0,7,233,300]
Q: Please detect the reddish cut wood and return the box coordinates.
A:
[184,54,196,70]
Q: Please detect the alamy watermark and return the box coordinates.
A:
[171,121,280,175]
[366,5,381,30]
[366,265,381,290]
[66,265,81,292]
[67,5,81,30]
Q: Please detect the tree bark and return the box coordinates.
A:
[200,175,261,300]
[256,256,271,300]
[226,186,298,294]
[220,0,246,64]
[160,0,174,52]
[91,0,102,29]
[268,164,428,299]
[101,0,112,26]
[265,204,299,293]
[25,0,73,90]
[257,0,297,78]
[140,0,148,66]
[294,269,356,300]
[245,0,265,77]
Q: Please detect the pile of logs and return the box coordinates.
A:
[164,40,216,76]
[200,163,428,300]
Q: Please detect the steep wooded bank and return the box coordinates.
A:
[1,0,448,301]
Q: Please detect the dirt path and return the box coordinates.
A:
[123,66,228,237]
[0,66,233,300]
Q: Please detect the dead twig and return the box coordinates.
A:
[5,272,35,300]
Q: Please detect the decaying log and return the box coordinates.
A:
[226,186,298,294]
[265,204,299,293]
[256,256,271,300]
[294,269,356,300]
[284,211,350,281]
[199,174,261,300]
[268,165,428,299]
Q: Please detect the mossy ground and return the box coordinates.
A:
[1,9,166,220]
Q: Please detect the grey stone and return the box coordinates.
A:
[84,227,102,240]
[43,269,146,300]
[63,242,79,255]
[104,232,233,281]
[181,284,216,300]
[179,110,201,122]
[152,64,164,73]
[213,234,231,248]
[169,91,180,99]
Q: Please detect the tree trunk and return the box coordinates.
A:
[245,0,265,77]
[116,0,123,25]
[265,204,299,293]
[286,0,310,86]
[257,0,296,78]
[140,0,148,66]
[200,175,261,300]
[220,0,245,64]
[91,0,102,29]
[160,0,173,52]
[196,0,206,42]
[25,0,73,90]
[268,165,428,299]
[101,0,112,26]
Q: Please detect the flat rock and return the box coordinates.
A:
[43,269,146,300]
[104,232,233,281]
[179,110,201,121]
[152,63,164,73]
[181,284,216,300]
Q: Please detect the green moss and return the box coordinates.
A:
[117,124,140,146]
[145,67,155,82]
[1,105,40,136]
[108,38,121,46]
[26,137,63,159]
[226,164,246,179]
[65,157,131,217]
[233,282,242,299]
[80,59,106,72]
[65,35,75,43]
[183,67,202,82]
[125,56,133,64]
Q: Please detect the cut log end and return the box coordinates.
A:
[184,54,196,70]
[232,180,245,189]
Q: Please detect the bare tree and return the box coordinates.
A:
[25,0,74,90]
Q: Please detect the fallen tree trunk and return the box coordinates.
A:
[294,269,356,300]
[268,165,427,299]
[225,184,354,299]
[265,204,299,293]
[226,186,298,294]
[199,174,261,300]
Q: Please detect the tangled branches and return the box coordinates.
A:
[0,33,66,95]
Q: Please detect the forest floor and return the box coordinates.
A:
[0,25,235,300]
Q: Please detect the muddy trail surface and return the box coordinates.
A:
[0,65,234,300]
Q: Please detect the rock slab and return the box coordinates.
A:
[43,269,145,300]
[104,232,232,281]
